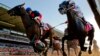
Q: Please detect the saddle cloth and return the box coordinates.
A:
[85,22,92,32]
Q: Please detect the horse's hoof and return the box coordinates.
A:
[78,52,82,56]
[81,47,87,52]
[88,50,92,54]
[63,52,67,56]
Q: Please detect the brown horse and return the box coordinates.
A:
[40,22,55,55]
[52,36,62,56]
[7,3,54,56]
[58,1,94,56]
[40,22,54,47]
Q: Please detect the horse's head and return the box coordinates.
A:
[8,3,26,16]
[58,1,69,15]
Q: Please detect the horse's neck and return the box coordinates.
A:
[66,11,86,34]
[20,14,36,29]
[20,13,41,39]
[66,11,76,27]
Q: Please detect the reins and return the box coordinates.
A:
[51,22,67,29]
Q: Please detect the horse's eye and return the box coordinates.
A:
[59,8,63,10]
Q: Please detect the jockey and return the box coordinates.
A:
[66,0,87,25]
[26,7,42,25]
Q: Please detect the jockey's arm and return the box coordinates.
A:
[34,16,41,24]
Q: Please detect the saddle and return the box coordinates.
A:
[41,23,50,31]
[40,23,50,36]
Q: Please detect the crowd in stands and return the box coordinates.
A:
[0,28,35,55]
[0,28,30,43]
[0,42,34,55]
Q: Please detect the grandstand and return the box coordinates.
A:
[0,3,64,55]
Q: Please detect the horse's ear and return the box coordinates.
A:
[20,3,25,7]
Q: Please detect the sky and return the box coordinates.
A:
[0,0,100,47]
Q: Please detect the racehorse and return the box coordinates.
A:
[7,3,54,56]
[52,36,62,56]
[58,1,94,56]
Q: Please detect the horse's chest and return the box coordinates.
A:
[67,39,79,48]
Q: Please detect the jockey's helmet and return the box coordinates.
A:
[26,7,32,12]
[33,10,42,21]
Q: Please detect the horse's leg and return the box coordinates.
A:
[48,30,53,48]
[60,49,63,56]
[43,40,52,56]
[40,52,43,56]
[34,52,37,56]
[41,36,48,47]
[78,50,82,56]
[79,36,87,51]
[74,48,77,56]
[74,47,79,56]
[77,46,82,56]
[66,40,70,56]
[43,47,48,56]
[87,28,94,54]
[62,36,67,56]
[57,50,60,56]
[30,34,38,53]
[67,46,70,56]
[52,49,54,55]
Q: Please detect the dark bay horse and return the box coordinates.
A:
[7,3,54,56]
[58,1,94,56]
